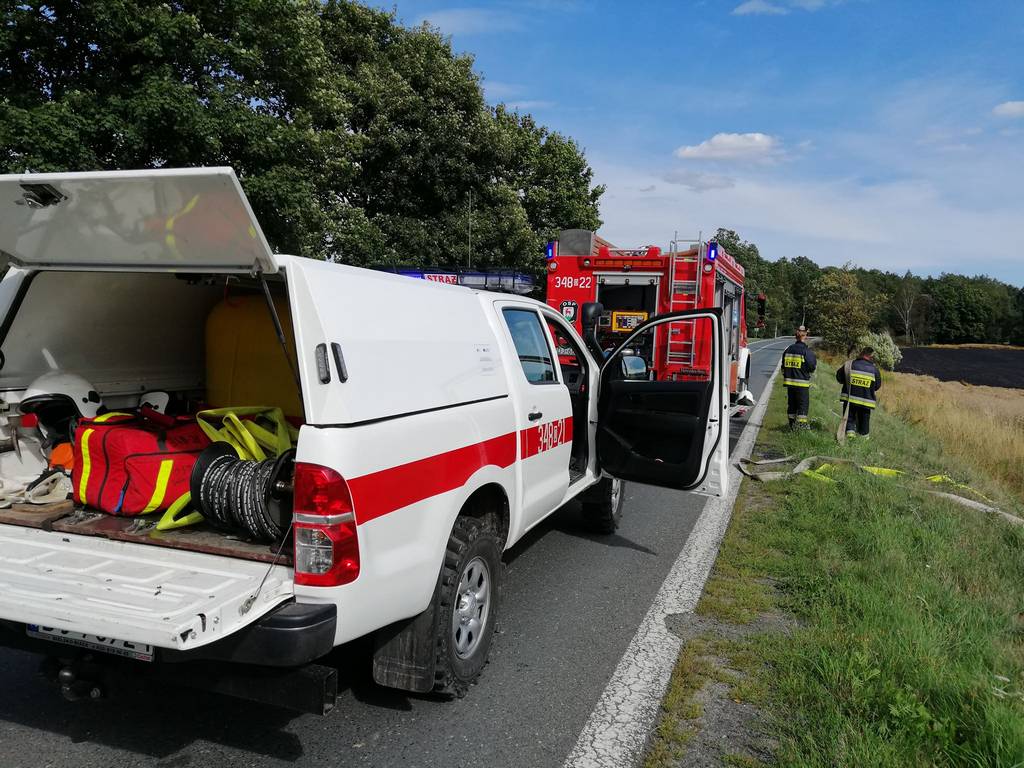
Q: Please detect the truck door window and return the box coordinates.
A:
[545,318,586,392]
[503,308,557,384]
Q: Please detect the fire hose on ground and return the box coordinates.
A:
[738,455,1023,528]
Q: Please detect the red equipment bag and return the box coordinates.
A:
[72,412,211,515]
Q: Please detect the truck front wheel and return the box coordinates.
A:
[581,477,624,534]
[433,515,502,696]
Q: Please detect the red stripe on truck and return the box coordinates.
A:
[348,416,574,525]
[349,433,517,524]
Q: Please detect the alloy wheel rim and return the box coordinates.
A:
[452,556,491,659]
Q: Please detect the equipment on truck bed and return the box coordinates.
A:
[72,412,210,516]
[19,371,104,443]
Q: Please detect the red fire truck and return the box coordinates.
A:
[545,229,753,401]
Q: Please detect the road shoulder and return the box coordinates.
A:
[642,359,1024,767]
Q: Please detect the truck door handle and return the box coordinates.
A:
[528,411,543,421]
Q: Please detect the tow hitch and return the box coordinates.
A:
[39,654,108,702]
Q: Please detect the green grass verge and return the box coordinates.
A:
[648,360,1024,768]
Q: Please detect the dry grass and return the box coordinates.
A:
[884,372,1024,500]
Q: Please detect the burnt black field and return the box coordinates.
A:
[896,347,1024,389]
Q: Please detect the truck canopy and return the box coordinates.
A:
[0,168,278,275]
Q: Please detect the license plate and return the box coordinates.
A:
[27,625,154,662]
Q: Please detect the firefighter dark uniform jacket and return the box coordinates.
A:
[837,358,881,408]
[782,341,816,387]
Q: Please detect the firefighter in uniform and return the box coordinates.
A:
[837,346,881,438]
[782,326,816,428]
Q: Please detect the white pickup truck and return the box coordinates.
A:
[0,168,728,712]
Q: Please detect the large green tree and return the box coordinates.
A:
[807,267,870,352]
[0,0,602,267]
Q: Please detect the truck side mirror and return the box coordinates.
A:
[620,355,648,380]
[581,302,605,360]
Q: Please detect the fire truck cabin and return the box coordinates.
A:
[546,229,749,396]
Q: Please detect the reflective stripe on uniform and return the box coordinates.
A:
[850,372,875,388]
[795,415,809,423]
[783,354,804,368]
[142,459,175,513]
[840,393,876,408]
[783,379,811,387]
[77,428,95,502]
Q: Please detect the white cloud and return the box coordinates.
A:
[590,158,1024,284]
[732,0,789,15]
[733,0,844,14]
[417,8,522,35]
[993,101,1024,118]
[662,169,736,192]
[483,80,523,100]
[674,132,781,162]
[504,100,556,110]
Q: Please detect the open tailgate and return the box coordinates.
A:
[0,525,292,652]
[0,167,277,274]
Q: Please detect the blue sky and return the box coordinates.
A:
[376,0,1024,285]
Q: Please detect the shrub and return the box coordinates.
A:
[857,331,902,370]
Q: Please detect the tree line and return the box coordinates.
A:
[715,230,1024,350]
[4,2,1018,350]
[1,0,602,273]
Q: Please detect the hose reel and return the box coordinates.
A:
[190,442,295,542]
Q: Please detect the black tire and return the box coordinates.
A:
[581,477,624,534]
[432,515,502,697]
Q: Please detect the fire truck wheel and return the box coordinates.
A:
[581,477,624,534]
[433,515,502,697]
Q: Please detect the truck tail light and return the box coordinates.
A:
[292,463,360,587]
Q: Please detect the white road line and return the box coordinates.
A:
[563,357,782,768]
[750,338,793,355]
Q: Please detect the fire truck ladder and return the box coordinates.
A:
[666,235,703,369]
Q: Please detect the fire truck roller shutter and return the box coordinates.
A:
[558,229,596,256]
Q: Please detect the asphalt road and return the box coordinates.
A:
[0,337,790,768]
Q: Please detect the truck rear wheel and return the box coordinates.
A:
[432,515,502,697]
[581,477,624,534]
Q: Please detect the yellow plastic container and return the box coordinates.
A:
[205,294,303,420]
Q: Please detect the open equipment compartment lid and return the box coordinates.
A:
[0,167,278,274]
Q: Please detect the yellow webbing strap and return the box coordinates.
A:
[196,406,296,461]
[156,492,203,531]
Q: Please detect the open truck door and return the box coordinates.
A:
[594,308,728,497]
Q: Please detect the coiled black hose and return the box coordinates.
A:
[191,443,294,542]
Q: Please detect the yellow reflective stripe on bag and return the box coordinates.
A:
[93,411,133,423]
[77,428,95,502]
[142,459,175,514]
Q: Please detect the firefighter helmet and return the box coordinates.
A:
[18,371,103,440]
